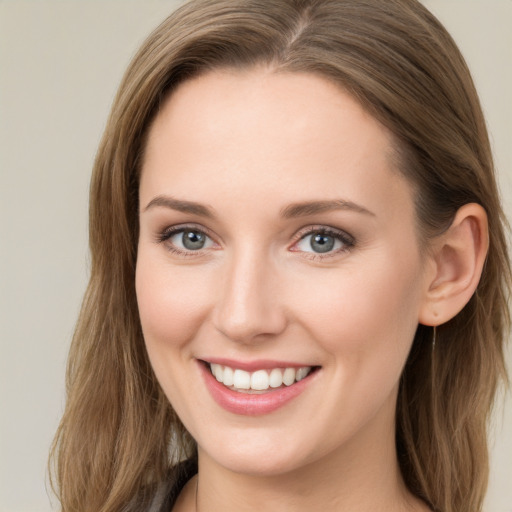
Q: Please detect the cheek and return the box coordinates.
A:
[285,253,424,436]
[135,253,213,352]
[287,251,423,361]
[135,252,216,418]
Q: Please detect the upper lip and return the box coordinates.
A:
[199,357,319,372]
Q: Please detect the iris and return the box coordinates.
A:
[310,233,335,253]
[182,230,206,250]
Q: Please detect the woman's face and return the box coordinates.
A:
[136,69,431,476]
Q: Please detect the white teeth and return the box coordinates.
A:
[223,366,234,386]
[233,369,251,389]
[211,363,223,382]
[282,367,296,386]
[251,370,269,391]
[209,364,313,392]
[296,367,309,381]
[269,368,283,388]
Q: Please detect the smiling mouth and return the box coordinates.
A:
[206,362,319,394]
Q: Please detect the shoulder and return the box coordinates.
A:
[125,459,198,512]
[152,459,198,512]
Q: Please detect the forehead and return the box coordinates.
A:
[145,68,395,164]
[140,69,414,225]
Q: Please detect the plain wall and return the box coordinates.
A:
[0,1,510,511]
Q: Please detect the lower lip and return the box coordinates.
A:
[199,362,317,416]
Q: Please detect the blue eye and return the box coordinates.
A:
[163,228,215,252]
[295,229,353,255]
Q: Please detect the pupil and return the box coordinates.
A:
[311,233,334,253]
[183,230,205,250]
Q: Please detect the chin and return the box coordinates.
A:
[196,428,321,477]
[211,452,308,477]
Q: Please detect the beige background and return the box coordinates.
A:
[0,1,510,511]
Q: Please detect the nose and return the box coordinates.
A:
[212,246,288,344]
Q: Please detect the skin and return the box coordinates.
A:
[135,68,483,511]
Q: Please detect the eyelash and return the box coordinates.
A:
[156,224,355,260]
[156,223,217,258]
[292,226,355,261]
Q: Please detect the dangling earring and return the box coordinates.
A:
[430,325,437,402]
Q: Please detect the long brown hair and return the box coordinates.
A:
[49,1,511,511]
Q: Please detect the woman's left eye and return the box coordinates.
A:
[293,229,354,255]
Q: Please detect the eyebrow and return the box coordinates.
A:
[280,199,375,218]
[143,195,215,218]
[143,195,375,219]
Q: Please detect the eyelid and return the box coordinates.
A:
[293,224,354,241]
[289,225,355,258]
[157,222,215,239]
[155,222,355,259]
[156,223,220,255]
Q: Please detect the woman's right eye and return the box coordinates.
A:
[160,227,215,253]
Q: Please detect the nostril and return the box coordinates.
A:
[211,263,287,343]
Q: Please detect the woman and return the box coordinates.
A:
[49,1,511,511]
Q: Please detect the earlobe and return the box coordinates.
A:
[419,203,489,326]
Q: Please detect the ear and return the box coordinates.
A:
[419,203,489,326]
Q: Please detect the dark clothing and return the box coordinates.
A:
[148,459,198,512]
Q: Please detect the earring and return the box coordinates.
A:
[430,326,437,397]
